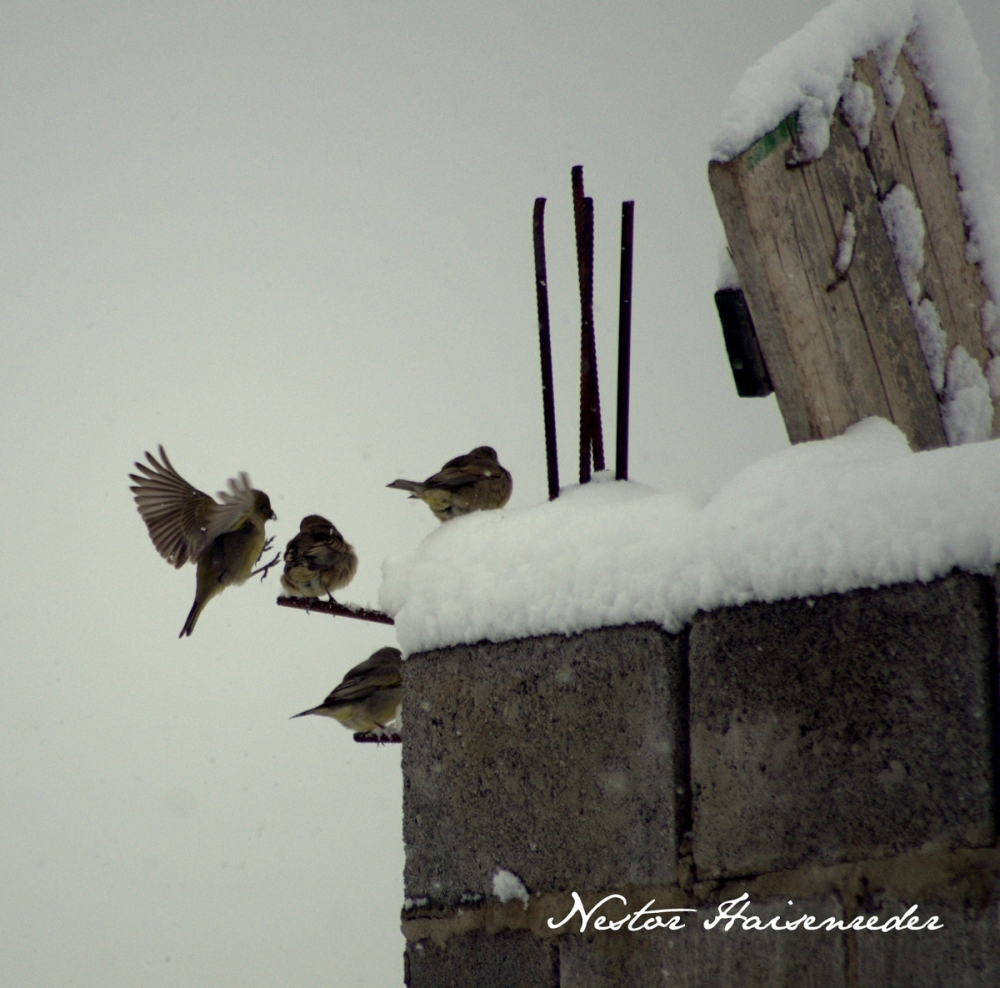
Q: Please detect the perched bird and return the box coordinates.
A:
[129,446,277,637]
[387,445,512,521]
[280,515,358,602]
[292,647,403,736]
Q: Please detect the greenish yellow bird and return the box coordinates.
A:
[129,446,277,637]
[280,515,358,602]
[387,445,512,521]
[292,646,403,736]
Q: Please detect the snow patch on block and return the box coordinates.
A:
[834,210,857,276]
[942,346,993,444]
[879,183,948,391]
[842,79,876,148]
[491,869,529,908]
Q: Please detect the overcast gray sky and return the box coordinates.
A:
[2,2,998,985]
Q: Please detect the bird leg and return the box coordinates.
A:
[251,551,282,581]
[258,535,275,559]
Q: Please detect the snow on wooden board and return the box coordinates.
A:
[710,0,1000,448]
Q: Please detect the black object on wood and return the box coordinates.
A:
[616,201,634,481]
[572,166,605,483]
[276,596,395,625]
[533,198,560,501]
[714,287,773,398]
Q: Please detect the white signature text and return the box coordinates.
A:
[547,892,944,933]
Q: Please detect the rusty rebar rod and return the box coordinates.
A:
[616,200,634,481]
[276,596,395,625]
[572,167,605,483]
[573,170,592,484]
[533,198,560,500]
[583,196,605,473]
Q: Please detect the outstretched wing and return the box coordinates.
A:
[129,446,218,567]
[208,472,262,542]
[129,447,256,567]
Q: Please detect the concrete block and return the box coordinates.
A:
[403,624,685,905]
[690,573,996,879]
[557,896,846,988]
[405,932,557,988]
[856,898,1000,987]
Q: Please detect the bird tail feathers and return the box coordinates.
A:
[387,479,424,495]
[179,597,205,638]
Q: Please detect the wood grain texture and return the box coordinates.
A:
[710,48,996,449]
[710,128,815,442]
[863,53,997,439]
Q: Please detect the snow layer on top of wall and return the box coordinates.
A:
[380,418,1000,654]
[711,0,1000,308]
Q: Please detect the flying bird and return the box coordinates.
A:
[387,445,512,521]
[129,446,277,637]
[292,646,403,737]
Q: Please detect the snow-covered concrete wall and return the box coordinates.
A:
[400,572,1000,987]
[382,420,1000,652]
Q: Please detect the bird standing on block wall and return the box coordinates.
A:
[386,446,512,521]
[280,515,358,602]
[129,446,277,637]
[292,647,403,736]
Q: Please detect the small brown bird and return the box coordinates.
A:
[129,446,277,637]
[387,445,512,521]
[292,647,403,736]
[280,515,358,602]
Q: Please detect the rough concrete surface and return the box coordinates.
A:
[557,896,846,988]
[690,573,997,880]
[856,897,1000,987]
[403,624,685,905]
[405,931,557,988]
[401,858,1000,987]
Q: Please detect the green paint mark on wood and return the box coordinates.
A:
[742,115,797,172]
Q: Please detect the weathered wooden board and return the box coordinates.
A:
[710,50,996,448]
[709,121,823,444]
[860,54,992,371]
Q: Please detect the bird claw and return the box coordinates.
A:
[252,551,282,581]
